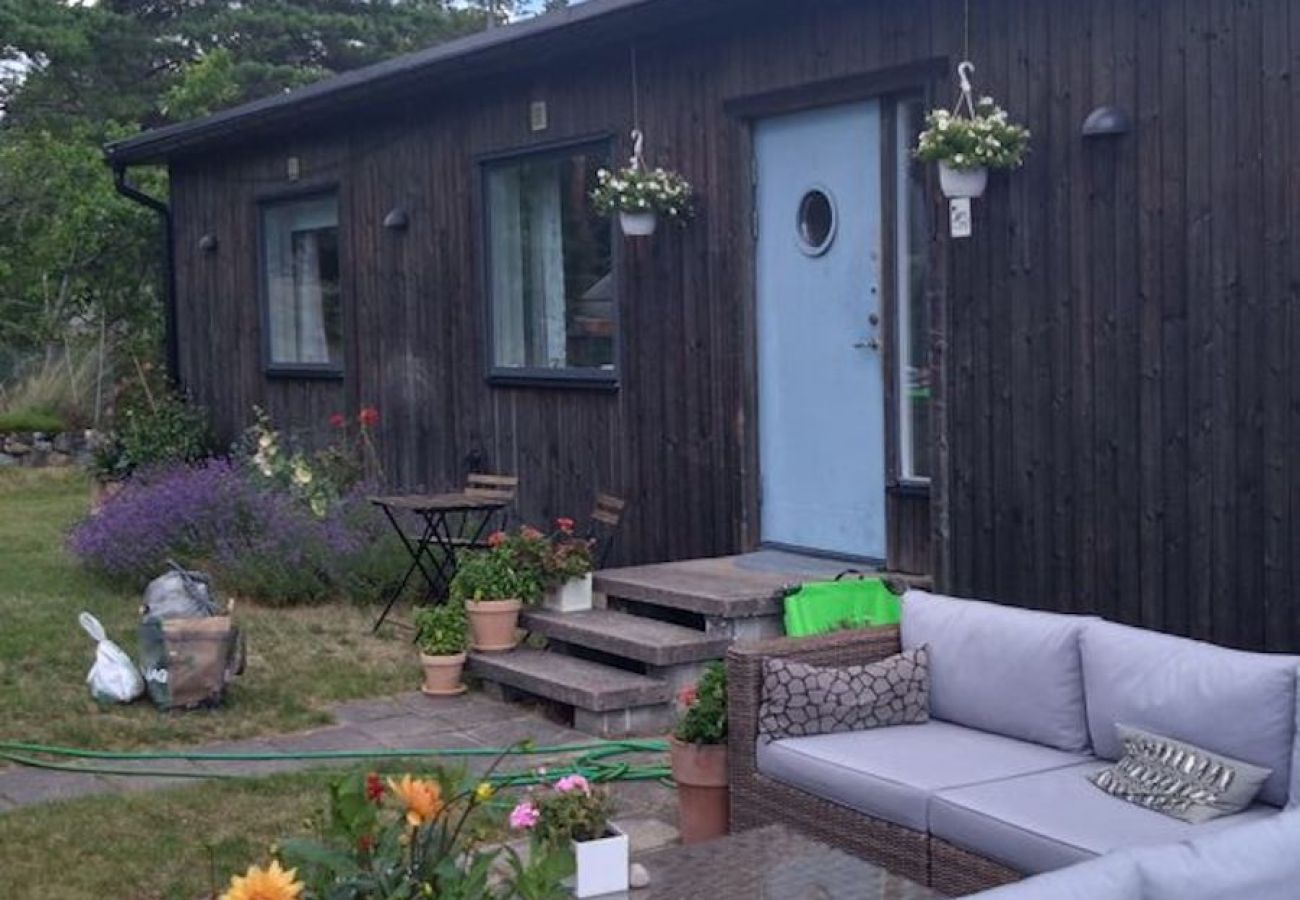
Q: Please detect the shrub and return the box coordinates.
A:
[92,384,211,480]
[67,460,410,605]
[0,407,66,434]
[673,661,727,745]
[414,603,469,656]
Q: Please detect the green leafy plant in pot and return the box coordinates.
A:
[414,602,469,696]
[670,661,729,844]
[450,531,543,652]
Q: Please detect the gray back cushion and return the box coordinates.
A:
[1081,620,1299,807]
[900,590,1092,752]
[1136,808,1300,900]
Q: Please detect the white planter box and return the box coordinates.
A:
[543,574,593,613]
[619,211,658,236]
[939,162,989,199]
[572,825,629,898]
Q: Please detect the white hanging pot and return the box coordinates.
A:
[619,210,658,237]
[939,162,988,199]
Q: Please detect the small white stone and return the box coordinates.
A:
[629,862,650,889]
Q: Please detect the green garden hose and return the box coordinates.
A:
[0,739,672,787]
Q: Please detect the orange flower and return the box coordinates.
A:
[220,861,302,900]
[388,775,444,827]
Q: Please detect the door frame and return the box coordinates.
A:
[726,60,948,573]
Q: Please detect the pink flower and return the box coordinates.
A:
[554,774,591,795]
[555,516,576,534]
[520,525,544,541]
[358,406,380,428]
[509,801,540,830]
[487,531,506,548]
[328,413,346,429]
[678,685,697,707]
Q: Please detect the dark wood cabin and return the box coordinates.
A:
[107,0,1300,652]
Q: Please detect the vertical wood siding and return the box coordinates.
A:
[170,0,1300,650]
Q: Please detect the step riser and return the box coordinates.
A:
[522,608,730,667]
[549,641,709,695]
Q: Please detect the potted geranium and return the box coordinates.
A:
[591,163,693,237]
[413,602,468,696]
[450,531,542,652]
[533,517,596,612]
[510,774,627,898]
[670,661,729,844]
[914,96,1030,199]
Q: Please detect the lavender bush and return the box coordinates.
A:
[68,460,409,606]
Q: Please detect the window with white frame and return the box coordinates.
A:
[484,143,615,380]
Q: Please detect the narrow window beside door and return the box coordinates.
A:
[895,99,932,481]
[261,192,342,375]
[484,143,615,383]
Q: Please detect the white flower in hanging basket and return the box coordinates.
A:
[591,164,695,237]
[915,97,1030,199]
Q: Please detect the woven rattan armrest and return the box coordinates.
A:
[726,626,902,784]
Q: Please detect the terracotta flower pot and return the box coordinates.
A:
[670,737,729,844]
[465,598,522,651]
[420,651,467,696]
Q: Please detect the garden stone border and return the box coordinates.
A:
[0,430,96,469]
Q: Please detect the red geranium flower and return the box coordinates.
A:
[357,834,375,854]
[328,413,346,429]
[555,517,575,534]
[678,685,698,707]
[358,406,380,427]
[365,772,384,804]
[520,525,544,541]
[487,531,506,548]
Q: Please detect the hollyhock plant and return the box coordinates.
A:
[509,801,540,831]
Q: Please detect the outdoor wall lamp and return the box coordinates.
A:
[383,207,409,231]
[198,233,218,252]
[1081,105,1131,138]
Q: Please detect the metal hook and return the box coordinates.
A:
[630,128,645,171]
[957,61,975,96]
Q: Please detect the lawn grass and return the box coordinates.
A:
[0,768,347,900]
[0,468,418,755]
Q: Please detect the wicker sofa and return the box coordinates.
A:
[727,591,1300,897]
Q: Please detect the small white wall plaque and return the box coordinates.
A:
[529,100,549,132]
[286,156,301,182]
[949,198,972,239]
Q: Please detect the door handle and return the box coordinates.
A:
[853,337,880,351]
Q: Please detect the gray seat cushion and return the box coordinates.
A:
[1135,807,1300,900]
[900,591,1093,752]
[1080,619,1299,806]
[964,850,1143,899]
[929,761,1278,875]
[756,719,1089,831]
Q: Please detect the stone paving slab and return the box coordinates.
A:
[0,689,677,831]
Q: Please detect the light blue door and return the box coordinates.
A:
[756,102,886,560]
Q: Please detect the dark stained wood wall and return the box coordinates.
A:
[169,0,1300,650]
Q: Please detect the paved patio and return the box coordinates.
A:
[0,689,678,842]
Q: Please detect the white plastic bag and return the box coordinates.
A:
[80,612,144,703]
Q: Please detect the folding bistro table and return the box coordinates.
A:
[369,491,510,632]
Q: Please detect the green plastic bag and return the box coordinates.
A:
[783,576,901,638]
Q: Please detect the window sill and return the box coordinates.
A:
[265,366,345,381]
[486,370,619,392]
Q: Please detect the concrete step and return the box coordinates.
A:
[593,556,801,618]
[467,648,671,712]
[521,608,731,667]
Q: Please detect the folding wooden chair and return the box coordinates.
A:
[585,492,627,568]
[450,473,518,547]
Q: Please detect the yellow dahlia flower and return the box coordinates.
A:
[388,774,444,826]
[475,782,494,802]
[220,860,303,900]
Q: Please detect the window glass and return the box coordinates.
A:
[896,99,931,480]
[486,147,614,375]
[261,194,342,370]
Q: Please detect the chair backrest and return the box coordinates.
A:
[465,473,518,502]
[587,493,627,567]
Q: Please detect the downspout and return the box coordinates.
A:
[111,163,181,389]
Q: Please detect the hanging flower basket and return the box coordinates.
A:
[591,132,694,237]
[915,64,1030,199]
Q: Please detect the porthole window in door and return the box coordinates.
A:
[796,187,836,256]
